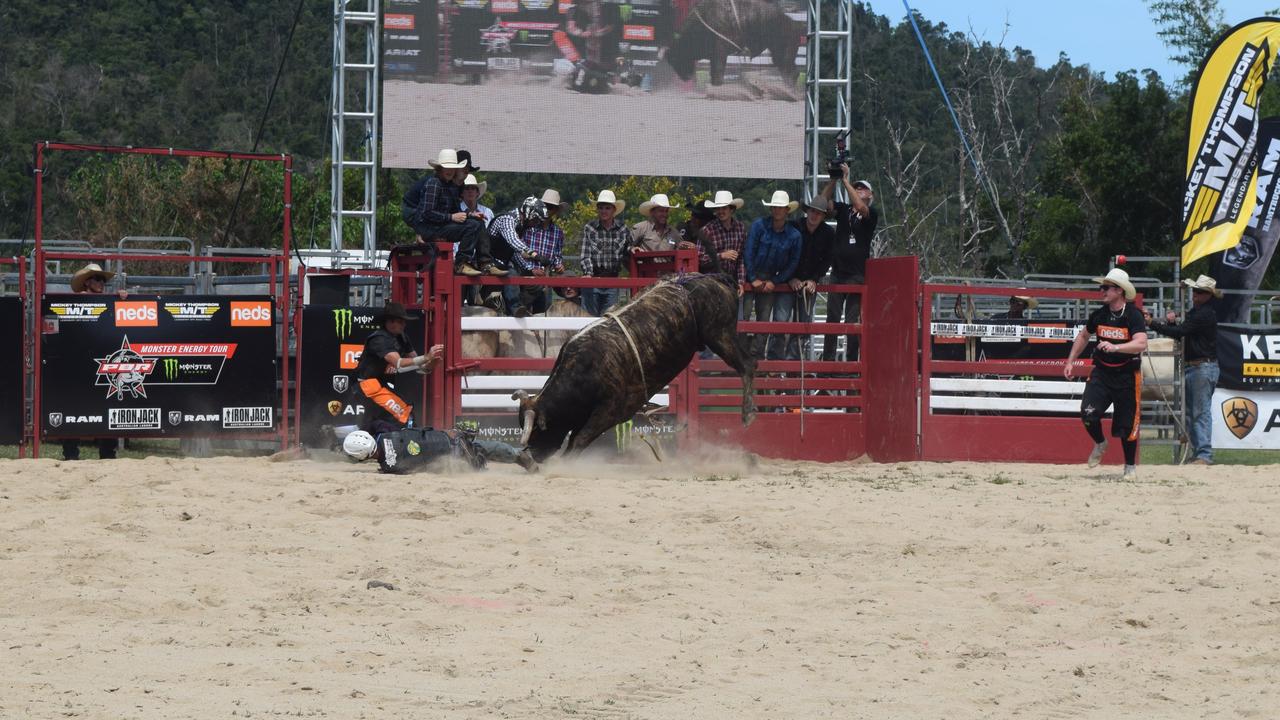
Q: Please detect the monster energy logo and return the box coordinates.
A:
[614,419,633,452]
[619,5,633,22]
[163,358,180,380]
[334,308,353,339]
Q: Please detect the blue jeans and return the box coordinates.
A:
[1185,361,1218,462]
[583,286,620,317]
[766,291,795,361]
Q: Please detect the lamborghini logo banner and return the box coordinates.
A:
[1181,18,1280,266]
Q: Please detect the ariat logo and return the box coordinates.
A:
[1222,396,1259,439]
[230,301,272,326]
[334,309,354,339]
[162,358,180,380]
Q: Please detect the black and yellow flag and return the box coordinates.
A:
[1181,18,1280,267]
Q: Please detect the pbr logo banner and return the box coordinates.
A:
[1180,18,1280,267]
[1216,324,1280,390]
[1212,389,1280,449]
[297,305,424,446]
[40,295,277,437]
[0,297,23,444]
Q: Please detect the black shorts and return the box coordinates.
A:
[1081,366,1142,441]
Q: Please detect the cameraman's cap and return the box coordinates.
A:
[852,179,874,193]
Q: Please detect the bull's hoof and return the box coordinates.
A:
[516,450,540,474]
[742,407,757,428]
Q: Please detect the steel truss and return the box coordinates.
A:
[330,0,380,265]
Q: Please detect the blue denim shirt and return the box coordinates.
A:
[744,217,803,283]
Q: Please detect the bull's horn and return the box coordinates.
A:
[520,408,536,446]
[511,390,528,402]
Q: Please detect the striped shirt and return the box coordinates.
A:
[412,175,460,228]
[579,219,630,276]
[519,223,565,273]
[699,217,747,284]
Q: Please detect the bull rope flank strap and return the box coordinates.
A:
[691,4,747,55]
[604,309,648,399]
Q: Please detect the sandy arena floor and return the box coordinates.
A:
[1,453,1277,718]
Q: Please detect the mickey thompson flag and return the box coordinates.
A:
[1181,19,1280,267]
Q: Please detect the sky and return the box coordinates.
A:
[860,0,1273,84]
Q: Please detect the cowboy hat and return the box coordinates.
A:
[540,188,563,207]
[1010,295,1039,310]
[379,301,414,321]
[1183,274,1223,298]
[851,179,874,193]
[70,263,115,292]
[456,149,480,173]
[1092,268,1137,300]
[704,190,744,209]
[689,201,716,220]
[639,193,680,217]
[803,196,831,215]
[594,189,625,214]
[428,148,467,169]
[762,190,799,212]
[462,174,487,198]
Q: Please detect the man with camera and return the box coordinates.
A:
[820,163,878,362]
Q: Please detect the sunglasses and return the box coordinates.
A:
[1098,285,1116,292]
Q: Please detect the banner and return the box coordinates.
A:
[455,411,678,456]
[1213,388,1280,449]
[1180,18,1280,266]
[381,0,807,178]
[0,297,23,444]
[40,296,278,437]
[297,305,425,447]
[1216,323,1280,390]
[1214,117,1280,323]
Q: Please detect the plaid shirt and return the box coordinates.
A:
[699,217,747,284]
[579,219,630,276]
[518,222,565,273]
[412,175,459,227]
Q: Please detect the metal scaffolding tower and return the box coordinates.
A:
[804,0,854,202]
[330,0,380,264]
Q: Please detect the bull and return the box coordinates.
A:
[513,274,756,462]
[665,0,800,87]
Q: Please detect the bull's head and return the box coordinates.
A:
[512,389,539,446]
[512,389,572,462]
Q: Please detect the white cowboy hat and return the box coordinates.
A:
[428,148,467,169]
[761,190,799,212]
[852,179,874,193]
[703,190,744,209]
[1011,295,1039,310]
[71,263,115,292]
[1183,274,1223,298]
[1092,268,1137,300]
[639,193,680,217]
[462,174,487,198]
[540,188,563,207]
[594,189,625,213]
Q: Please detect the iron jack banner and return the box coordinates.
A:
[297,305,425,447]
[1215,117,1280,323]
[1180,18,1280,267]
[40,295,278,438]
[0,297,23,444]
[1215,324,1280,390]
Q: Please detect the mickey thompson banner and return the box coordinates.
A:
[1180,18,1280,267]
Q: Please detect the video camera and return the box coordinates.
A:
[828,129,851,180]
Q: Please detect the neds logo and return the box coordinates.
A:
[339,343,363,370]
[115,301,158,327]
[231,301,272,326]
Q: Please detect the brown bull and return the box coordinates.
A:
[665,0,800,86]
[513,274,756,462]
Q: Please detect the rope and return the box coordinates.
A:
[691,7,747,54]
[604,309,648,401]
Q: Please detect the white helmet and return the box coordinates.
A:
[342,430,377,461]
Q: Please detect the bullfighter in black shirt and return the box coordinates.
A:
[355,302,444,434]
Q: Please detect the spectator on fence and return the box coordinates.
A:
[680,201,719,274]
[506,191,567,317]
[411,149,496,277]
[1146,275,1220,466]
[743,190,802,359]
[820,165,877,362]
[355,302,443,434]
[785,195,835,360]
[697,190,747,292]
[62,263,124,461]
[459,174,494,228]
[489,197,546,314]
[1064,268,1147,478]
[991,295,1038,320]
[630,194,683,253]
[579,189,630,316]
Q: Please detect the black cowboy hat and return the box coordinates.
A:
[380,301,413,321]
[689,201,715,220]
[457,149,479,173]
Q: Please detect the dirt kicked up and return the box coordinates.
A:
[1,453,1277,718]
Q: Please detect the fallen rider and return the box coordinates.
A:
[341,421,538,474]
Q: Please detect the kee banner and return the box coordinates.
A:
[297,305,425,446]
[1213,388,1280,449]
[0,297,23,444]
[1215,324,1280,390]
[40,295,278,438]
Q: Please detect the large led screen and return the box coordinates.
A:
[382,0,807,178]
